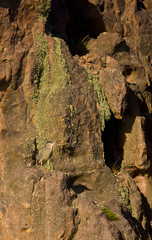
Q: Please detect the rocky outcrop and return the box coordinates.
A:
[99,68,127,119]
[0,0,152,239]
[121,116,149,173]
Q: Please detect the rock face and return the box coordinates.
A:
[99,68,127,119]
[0,0,152,239]
[122,116,149,172]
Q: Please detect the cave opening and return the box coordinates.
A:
[102,116,124,173]
[65,0,105,56]
[102,86,152,175]
[46,0,105,56]
[102,88,140,174]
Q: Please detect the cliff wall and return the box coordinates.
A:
[0,0,152,239]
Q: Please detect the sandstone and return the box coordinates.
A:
[99,68,127,119]
[1,0,152,239]
[122,116,150,173]
[88,32,123,59]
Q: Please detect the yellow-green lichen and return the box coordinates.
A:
[34,36,70,149]
[51,37,70,92]
[69,105,76,118]
[35,0,51,21]
[88,72,111,131]
[115,176,132,213]
[34,33,50,99]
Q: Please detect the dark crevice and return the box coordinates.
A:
[0,79,10,92]
[122,66,132,78]
[65,0,105,56]
[0,0,21,22]
[102,87,150,174]
[32,138,38,165]
[113,41,130,54]
[137,0,147,11]
[99,2,104,13]
[11,51,28,90]
[102,116,124,171]
[67,174,91,194]
[104,90,138,168]
[121,207,150,239]
[46,0,105,56]
[72,184,91,194]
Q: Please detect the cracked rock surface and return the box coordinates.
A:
[0,0,152,239]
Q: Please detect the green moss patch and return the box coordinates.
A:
[101,206,119,221]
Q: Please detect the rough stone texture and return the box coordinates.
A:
[99,68,127,119]
[31,171,77,240]
[1,0,152,239]
[87,32,124,59]
[73,196,126,240]
[121,116,149,172]
[46,0,69,40]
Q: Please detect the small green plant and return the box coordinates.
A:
[68,35,90,56]
[101,206,119,221]
[110,158,121,174]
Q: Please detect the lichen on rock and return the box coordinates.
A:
[34,35,70,149]
[87,72,111,131]
[35,0,51,21]
[1,0,152,239]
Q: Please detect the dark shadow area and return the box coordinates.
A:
[72,184,91,194]
[113,40,130,54]
[32,138,38,165]
[121,191,152,239]
[45,0,69,40]
[102,87,150,172]
[0,0,21,22]
[46,0,105,56]
[99,2,104,13]
[137,0,147,11]
[102,116,125,171]
[0,79,10,92]
[65,0,105,55]
[121,208,150,240]
[67,174,91,194]
[140,192,152,238]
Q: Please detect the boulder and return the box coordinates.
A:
[99,68,127,119]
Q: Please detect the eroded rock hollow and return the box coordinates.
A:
[0,0,152,239]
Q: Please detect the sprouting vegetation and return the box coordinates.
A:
[68,35,90,56]
[101,206,119,221]
[110,158,121,174]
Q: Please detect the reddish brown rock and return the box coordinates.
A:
[0,0,152,239]
[73,196,126,240]
[99,68,127,119]
[121,116,150,173]
[88,32,124,59]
